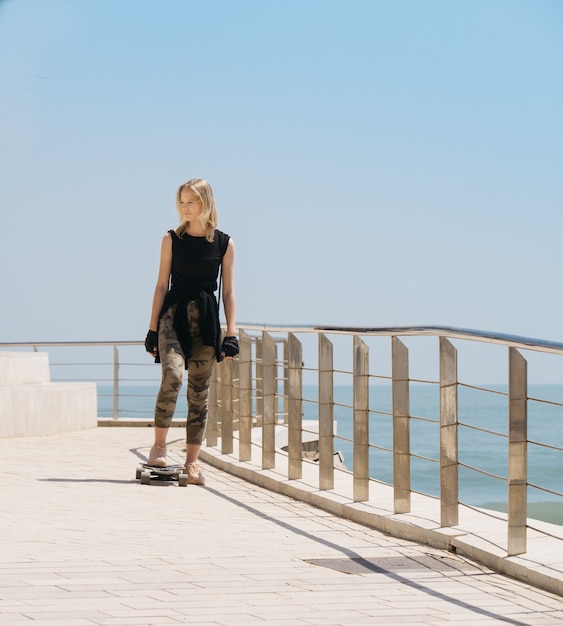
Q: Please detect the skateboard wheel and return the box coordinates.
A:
[178,473,189,487]
[140,471,151,485]
[135,467,143,480]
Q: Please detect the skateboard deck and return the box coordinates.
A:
[136,463,188,487]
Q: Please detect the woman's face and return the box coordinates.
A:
[180,188,203,222]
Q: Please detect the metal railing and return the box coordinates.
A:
[2,323,563,557]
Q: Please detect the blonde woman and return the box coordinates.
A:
[144,179,237,484]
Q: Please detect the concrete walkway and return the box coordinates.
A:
[1,428,562,626]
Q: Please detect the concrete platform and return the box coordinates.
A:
[1,427,562,625]
[0,351,97,438]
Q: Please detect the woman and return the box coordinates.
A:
[144,179,238,485]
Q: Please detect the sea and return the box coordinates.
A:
[98,382,563,526]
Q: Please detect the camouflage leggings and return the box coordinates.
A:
[154,302,216,444]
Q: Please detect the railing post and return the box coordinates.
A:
[113,346,119,421]
[392,336,410,514]
[206,367,219,447]
[255,336,264,427]
[508,347,527,556]
[275,340,283,425]
[262,332,276,469]
[440,337,458,526]
[238,330,252,461]
[283,339,289,424]
[288,333,303,480]
[221,358,234,454]
[318,333,334,490]
[353,335,369,502]
[232,357,240,432]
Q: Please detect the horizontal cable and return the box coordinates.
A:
[51,362,112,367]
[459,422,508,439]
[116,393,156,398]
[334,434,354,446]
[410,486,440,499]
[528,439,563,453]
[527,395,563,409]
[526,521,563,542]
[333,401,353,410]
[527,483,563,498]
[410,452,439,464]
[55,378,115,383]
[458,382,508,397]
[459,501,509,524]
[368,443,393,454]
[459,462,507,482]
[410,414,440,425]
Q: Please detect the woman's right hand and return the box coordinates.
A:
[145,330,159,356]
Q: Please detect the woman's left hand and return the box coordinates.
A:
[221,336,239,359]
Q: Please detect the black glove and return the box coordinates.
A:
[221,335,239,358]
[145,330,158,354]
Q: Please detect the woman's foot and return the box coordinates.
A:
[185,462,205,485]
[148,443,167,467]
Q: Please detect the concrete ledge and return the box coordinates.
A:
[0,351,50,385]
[0,350,98,438]
[0,383,97,437]
[449,532,563,597]
[199,442,563,598]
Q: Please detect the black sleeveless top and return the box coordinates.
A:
[156,229,230,366]
[170,229,230,295]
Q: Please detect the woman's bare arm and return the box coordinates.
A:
[221,238,236,336]
[149,233,172,332]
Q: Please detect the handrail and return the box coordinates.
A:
[3,323,563,353]
[238,323,563,355]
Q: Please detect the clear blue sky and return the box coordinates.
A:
[1,0,562,380]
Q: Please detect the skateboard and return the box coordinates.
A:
[136,463,189,487]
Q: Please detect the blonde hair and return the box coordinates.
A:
[175,179,218,243]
